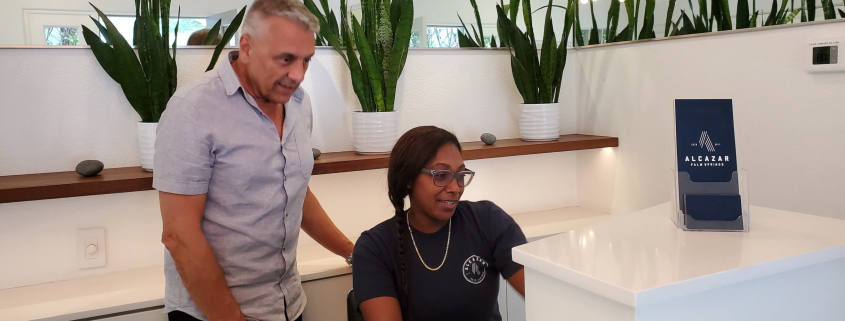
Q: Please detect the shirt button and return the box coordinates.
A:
[285,212,289,217]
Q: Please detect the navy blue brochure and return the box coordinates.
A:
[685,194,742,221]
[675,100,738,183]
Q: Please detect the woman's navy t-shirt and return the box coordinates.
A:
[352,201,527,321]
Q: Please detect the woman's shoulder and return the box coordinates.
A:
[357,216,400,249]
[457,200,509,220]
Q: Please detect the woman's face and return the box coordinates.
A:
[409,143,466,223]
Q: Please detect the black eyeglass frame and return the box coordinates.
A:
[420,168,476,187]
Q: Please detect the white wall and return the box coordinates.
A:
[0,47,578,290]
[574,21,845,219]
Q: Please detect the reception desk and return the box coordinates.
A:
[513,203,845,321]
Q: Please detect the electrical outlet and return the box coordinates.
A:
[78,228,106,269]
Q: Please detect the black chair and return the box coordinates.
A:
[347,289,366,321]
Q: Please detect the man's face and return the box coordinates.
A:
[239,16,315,104]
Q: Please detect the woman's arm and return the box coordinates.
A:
[360,297,403,321]
[506,267,525,296]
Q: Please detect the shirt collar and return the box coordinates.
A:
[219,51,244,97]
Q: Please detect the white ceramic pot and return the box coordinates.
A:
[519,103,561,141]
[352,111,399,155]
[137,122,157,171]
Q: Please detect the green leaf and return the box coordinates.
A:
[509,0,521,21]
[737,0,750,29]
[88,3,153,122]
[614,26,631,41]
[343,13,371,112]
[781,8,803,23]
[807,0,816,20]
[510,54,536,104]
[588,0,599,45]
[574,2,585,46]
[353,16,386,112]
[775,0,790,23]
[720,0,733,30]
[623,0,636,40]
[305,0,347,64]
[89,17,112,45]
[470,0,484,46]
[385,0,413,112]
[521,0,536,47]
[497,4,536,103]
[607,0,621,41]
[840,8,845,18]
[490,35,498,47]
[822,0,836,19]
[638,0,656,39]
[540,6,557,101]
[203,19,222,45]
[207,6,246,72]
[458,29,479,47]
[764,0,778,25]
[750,10,759,27]
[665,0,676,37]
[681,11,697,34]
[170,7,179,97]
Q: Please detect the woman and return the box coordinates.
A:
[352,126,527,321]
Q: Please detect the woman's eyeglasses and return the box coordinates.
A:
[420,168,475,187]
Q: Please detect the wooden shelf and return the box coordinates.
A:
[0,167,154,204]
[0,134,617,204]
[313,134,618,174]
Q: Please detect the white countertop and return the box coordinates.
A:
[513,202,845,308]
[0,206,610,321]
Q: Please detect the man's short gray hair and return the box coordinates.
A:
[242,0,321,36]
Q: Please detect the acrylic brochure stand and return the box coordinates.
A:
[670,168,750,232]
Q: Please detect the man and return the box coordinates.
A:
[153,1,354,320]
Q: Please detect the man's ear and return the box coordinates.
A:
[239,34,252,62]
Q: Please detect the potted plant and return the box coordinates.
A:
[306,0,414,155]
[497,0,575,141]
[81,0,245,170]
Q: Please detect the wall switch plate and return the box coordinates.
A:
[807,37,845,73]
[78,228,106,269]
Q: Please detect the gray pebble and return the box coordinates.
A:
[481,133,497,145]
[312,148,322,160]
[76,160,104,177]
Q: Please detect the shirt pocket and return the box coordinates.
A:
[294,129,314,179]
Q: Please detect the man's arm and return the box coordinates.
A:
[301,187,355,258]
[159,192,246,321]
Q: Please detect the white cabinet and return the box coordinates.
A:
[301,274,353,320]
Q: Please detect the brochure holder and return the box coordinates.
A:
[670,168,750,232]
[672,99,749,232]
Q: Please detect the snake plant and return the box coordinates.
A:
[307,0,414,112]
[458,0,498,47]
[82,0,177,123]
[82,0,245,123]
[497,0,575,104]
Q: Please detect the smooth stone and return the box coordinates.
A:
[76,160,104,177]
[312,148,321,160]
[481,133,497,145]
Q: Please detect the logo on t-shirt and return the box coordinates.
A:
[463,255,489,284]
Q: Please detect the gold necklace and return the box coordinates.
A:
[407,210,451,271]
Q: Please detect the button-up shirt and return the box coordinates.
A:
[153,51,314,321]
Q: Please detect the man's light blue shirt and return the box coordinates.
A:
[153,51,314,321]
